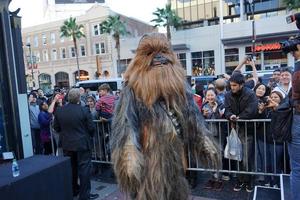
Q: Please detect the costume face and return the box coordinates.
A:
[124,33,186,109]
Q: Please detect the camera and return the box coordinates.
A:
[281,35,300,54]
[262,96,269,104]
[281,13,300,53]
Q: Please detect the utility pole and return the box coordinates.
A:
[26,43,35,88]
[248,0,256,61]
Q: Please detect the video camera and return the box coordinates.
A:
[281,13,300,54]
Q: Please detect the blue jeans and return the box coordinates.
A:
[289,114,300,200]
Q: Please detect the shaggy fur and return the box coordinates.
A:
[111,33,220,200]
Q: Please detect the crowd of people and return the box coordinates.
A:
[26,54,299,198]
[27,84,118,200]
[191,57,294,193]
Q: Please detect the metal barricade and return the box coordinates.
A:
[92,119,112,164]
[90,119,290,177]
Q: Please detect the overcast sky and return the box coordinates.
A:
[9,0,167,28]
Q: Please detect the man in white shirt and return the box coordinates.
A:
[272,68,292,98]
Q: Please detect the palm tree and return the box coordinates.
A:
[283,0,300,10]
[100,15,128,77]
[151,4,182,41]
[60,17,85,82]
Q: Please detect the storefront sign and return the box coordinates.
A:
[255,43,281,52]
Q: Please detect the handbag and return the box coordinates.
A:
[270,98,293,142]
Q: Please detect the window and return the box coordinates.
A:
[42,50,48,62]
[42,34,47,45]
[225,48,239,74]
[245,46,287,71]
[177,53,187,70]
[69,47,76,58]
[34,51,40,63]
[60,48,66,59]
[80,45,86,57]
[94,25,99,36]
[191,52,202,76]
[52,49,57,60]
[95,43,100,54]
[93,24,103,36]
[191,50,215,76]
[34,36,38,47]
[50,33,56,44]
[26,37,30,45]
[120,58,132,74]
[60,37,64,43]
[100,42,105,54]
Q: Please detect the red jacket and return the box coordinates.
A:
[193,94,202,111]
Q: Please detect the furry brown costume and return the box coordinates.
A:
[111,33,220,200]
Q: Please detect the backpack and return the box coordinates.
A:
[270,98,293,143]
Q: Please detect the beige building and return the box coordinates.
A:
[22,4,155,92]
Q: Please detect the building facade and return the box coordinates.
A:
[169,0,297,76]
[22,4,155,92]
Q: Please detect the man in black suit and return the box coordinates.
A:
[53,88,99,200]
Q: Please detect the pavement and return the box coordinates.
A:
[77,164,255,200]
[87,181,218,200]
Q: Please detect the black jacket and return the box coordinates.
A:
[53,103,95,151]
[224,86,258,120]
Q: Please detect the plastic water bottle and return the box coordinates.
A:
[12,159,20,177]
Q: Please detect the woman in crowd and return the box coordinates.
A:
[254,83,271,183]
[86,96,98,120]
[201,88,224,190]
[258,90,284,187]
[38,101,53,155]
[202,88,223,120]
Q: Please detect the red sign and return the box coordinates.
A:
[254,43,281,52]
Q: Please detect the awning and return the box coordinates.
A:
[222,30,299,46]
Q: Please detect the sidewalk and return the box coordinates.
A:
[89,180,217,200]
[86,165,253,200]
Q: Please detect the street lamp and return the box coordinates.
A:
[26,43,35,88]
[248,0,256,61]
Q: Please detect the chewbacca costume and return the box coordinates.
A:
[111,33,220,200]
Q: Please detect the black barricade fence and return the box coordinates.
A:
[50,119,290,177]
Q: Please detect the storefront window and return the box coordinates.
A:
[263,50,287,70]
[177,53,187,70]
[245,46,287,71]
[191,50,215,76]
[225,48,239,74]
[38,74,52,93]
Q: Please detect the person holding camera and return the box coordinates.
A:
[256,88,286,187]
[288,43,300,200]
[234,56,258,90]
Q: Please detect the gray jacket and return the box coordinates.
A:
[29,103,40,129]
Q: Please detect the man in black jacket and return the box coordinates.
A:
[224,72,258,193]
[54,88,98,200]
